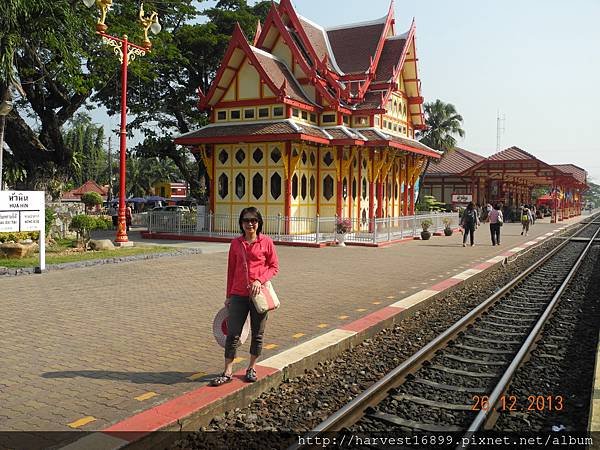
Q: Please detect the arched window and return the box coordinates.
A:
[324,151,334,166]
[292,174,299,199]
[323,175,334,200]
[235,149,246,164]
[235,173,245,199]
[271,147,281,163]
[252,173,263,199]
[252,148,263,163]
[342,177,348,200]
[270,172,282,199]
[309,175,316,200]
[301,174,307,200]
[362,177,367,200]
[218,173,228,199]
[352,177,357,200]
[218,149,228,164]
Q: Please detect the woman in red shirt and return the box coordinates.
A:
[211,207,279,386]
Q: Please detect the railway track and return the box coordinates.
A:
[292,215,600,449]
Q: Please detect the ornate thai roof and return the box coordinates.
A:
[325,16,388,74]
[426,147,486,176]
[553,164,587,185]
[175,122,441,158]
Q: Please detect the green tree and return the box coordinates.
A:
[63,113,107,186]
[69,214,109,248]
[1,0,200,190]
[81,191,103,213]
[583,180,600,208]
[416,100,466,204]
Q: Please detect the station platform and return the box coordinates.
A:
[0,214,592,450]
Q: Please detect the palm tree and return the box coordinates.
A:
[416,99,465,204]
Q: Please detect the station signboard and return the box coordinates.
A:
[451,193,473,204]
[0,191,46,271]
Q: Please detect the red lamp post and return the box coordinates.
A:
[83,0,160,244]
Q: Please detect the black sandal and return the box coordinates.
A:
[210,373,232,386]
[245,368,257,383]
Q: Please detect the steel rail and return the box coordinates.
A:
[458,223,600,449]
[289,217,600,450]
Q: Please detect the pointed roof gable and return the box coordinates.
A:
[201,24,313,109]
[553,164,588,185]
[326,16,388,74]
[426,147,485,175]
[251,47,314,105]
[62,180,108,201]
[487,146,538,161]
[374,36,407,83]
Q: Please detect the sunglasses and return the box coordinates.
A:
[242,218,258,224]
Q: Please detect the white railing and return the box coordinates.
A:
[145,210,459,245]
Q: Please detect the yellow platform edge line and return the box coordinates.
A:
[135,392,158,401]
[67,416,96,429]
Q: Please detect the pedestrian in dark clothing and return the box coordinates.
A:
[461,202,480,247]
[488,204,503,246]
[210,207,279,386]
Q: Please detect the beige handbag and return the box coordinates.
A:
[251,280,280,314]
[240,240,280,314]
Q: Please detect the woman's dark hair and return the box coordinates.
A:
[467,202,475,210]
[494,204,501,210]
[238,207,264,235]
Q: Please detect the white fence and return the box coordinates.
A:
[146,211,460,245]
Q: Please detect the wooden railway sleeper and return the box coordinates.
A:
[429,365,497,378]
[414,378,487,394]
[392,393,474,411]
[462,335,521,345]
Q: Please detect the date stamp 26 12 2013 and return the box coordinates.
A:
[471,395,564,412]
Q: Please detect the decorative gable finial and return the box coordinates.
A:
[253,20,262,46]
[197,86,207,110]
[279,79,287,97]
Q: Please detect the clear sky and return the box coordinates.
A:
[98,0,600,182]
[288,0,600,181]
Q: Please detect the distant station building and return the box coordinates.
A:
[175,0,441,232]
[421,146,588,222]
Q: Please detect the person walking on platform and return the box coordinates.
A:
[489,204,503,246]
[521,205,533,236]
[211,207,279,386]
[461,202,480,247]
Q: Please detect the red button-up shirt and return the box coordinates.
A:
[226,235,279,298]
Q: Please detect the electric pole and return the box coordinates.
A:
[496,110,506,151]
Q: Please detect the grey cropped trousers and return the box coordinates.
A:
[225,295,268,360]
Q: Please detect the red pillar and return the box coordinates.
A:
[403,158,409,216]
[376,169,383,219]
[284,142,292,233]
[115,36,130,244]
[368,149,375,231]
[208,145,215,214]
[336,146,343,218]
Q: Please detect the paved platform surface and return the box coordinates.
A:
[0,215,590,448]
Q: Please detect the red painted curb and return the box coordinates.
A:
[429,277,462,291]
[102,366,278,442]
[340,306,404,333]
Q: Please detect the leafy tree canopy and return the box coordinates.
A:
[1,0,270,196]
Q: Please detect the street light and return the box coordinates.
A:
[83,0,160,244]
[0,96,13,191]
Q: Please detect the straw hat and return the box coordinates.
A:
[212,307,251,348]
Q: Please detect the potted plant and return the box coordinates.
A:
[420,218,433,240]
[335,217,352,246]
[442,217,453,236]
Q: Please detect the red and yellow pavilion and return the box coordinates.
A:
[175,0,440,232]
